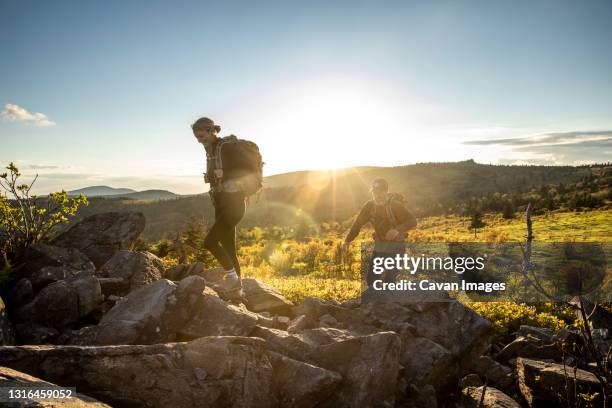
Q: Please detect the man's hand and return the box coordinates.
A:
[385,229,400,241]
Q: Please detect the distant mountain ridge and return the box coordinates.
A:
[68,186,178,201]
[68,186,136,196]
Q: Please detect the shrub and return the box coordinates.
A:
[0,162,87,275]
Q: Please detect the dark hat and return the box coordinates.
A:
[191,117,221,132]
[370,178,389,193]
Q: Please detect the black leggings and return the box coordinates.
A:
[204,192,246,276]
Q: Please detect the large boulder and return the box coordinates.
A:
[178,288,259,340]
[517,357,603,407]
[242,278,294,316]
[267,351,342,408]
[354,300,493,392]
[94,279,177,345]
[251,325,318,361]
[96,250,164,295]
[461,386,521,408]
[252,325,401,407]
[93,276,259,345]
[315,331,401,407]
[15,276,101,331]
[22,243,95,289]
[52,212,145,268]
[399,336,454,390]
[0,296,16,345]
[471,355,515,393]
[0,365,111,407]
[0,336,276,408]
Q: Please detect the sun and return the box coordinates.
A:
[251,77,418,172]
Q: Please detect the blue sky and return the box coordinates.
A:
[1,0,611,194]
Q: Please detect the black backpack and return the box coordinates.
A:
[214,135,263,196]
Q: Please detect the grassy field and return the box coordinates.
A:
[233,210,610,337]
[239,209,611,304]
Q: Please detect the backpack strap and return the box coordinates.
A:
[213,135,238,171]
[385,196,398,226]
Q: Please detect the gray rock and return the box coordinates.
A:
[496,336,530,362]
[97,277,129,297]
[15,322,59,344]
[355,299,492,392]
[516,325,554,343]
[268,351,342,408]
[9,278,33,307]
[461,386,521,408]
[15,276,101,330]
[242,278,294,315]
[287,314,317,333]
[165,261,206,281]
[472,355,514,393]
[95,279,176,345]
[97,250,164,295]
[318,313,338,327]
[22,243,95,289]
[0,296,16,345]
[0,365,111,407]
[313,331,401,408]
[0,336,276,408]
[251,325,317,361]
[400,337,454,389]
[52,211,145,268]
[94,277,258,345]
[178,288,259,339]
[517,357,603,407]
[292,297,354,322]
[403,383,438,408]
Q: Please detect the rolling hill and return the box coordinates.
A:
[65,160,611,241]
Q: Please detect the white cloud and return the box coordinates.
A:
[1,103,56,127]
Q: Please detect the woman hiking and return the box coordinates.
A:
[192,117,263,300]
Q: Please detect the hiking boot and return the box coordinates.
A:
[217,270,244,302]
[222,270,242,291]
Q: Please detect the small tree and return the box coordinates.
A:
[520,203,611,405]
[0,162,87,277]
[469,211,486,238]
[502,201,515,219]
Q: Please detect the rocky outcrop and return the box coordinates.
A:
[15,276,101,331]
[94,279,177,345]
[0,365,111,407]
[22,243,95,289]
[93,277,259,345]
[461,386,521,408]
[0,336,277,408]
[52,212,145,268]
[313,331,401,407]
[399,336,454,390]
[96,250,164,295]
[267,351,342,408]
[242,278,294,315]
[517,357,603,407]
